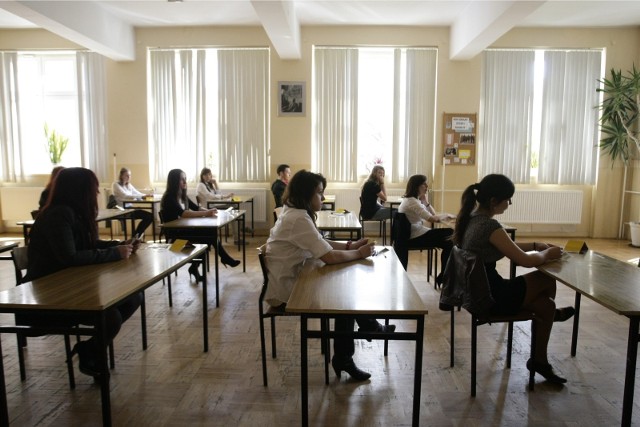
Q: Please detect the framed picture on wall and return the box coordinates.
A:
[278,81,306,117]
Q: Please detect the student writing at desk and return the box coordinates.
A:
[111,167,154,240]
[196,167,233,203]
[23,167,143,379]
[453,174,575,384]
[160,168,240,279]
[265,170,395,381]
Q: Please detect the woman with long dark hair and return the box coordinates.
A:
[111,167,154,239]
[160,169,240,277]
[359,165,392,220]
[398,174,455,286]
[196,167,233,205]
[24,167,143,379]
[38,165,64,209]
[453,173,574,384]
[266,169,394,381]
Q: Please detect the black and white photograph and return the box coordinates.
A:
[278,81,305,116]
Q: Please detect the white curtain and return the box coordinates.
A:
[313,48,358,182]
[538,50,601,184]
[0,52,24,182]
[480,50,535,183]
[148,50,177,183]
[76,51,109,181]
[217,49,269,182]
[393,48,437,183]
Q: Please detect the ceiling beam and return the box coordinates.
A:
[449,1,546,60]
[251,0,301,60]
[0,1,135,61]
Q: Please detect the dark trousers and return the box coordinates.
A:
[333,317,380,361]
[410,227,453,275]
[129,210,154,238]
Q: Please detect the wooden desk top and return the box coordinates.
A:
[286,247,427,316]
[17,209,135,227]
[386,196,403,205]
[323,195,336,202]
[0,243,207,312]
[538,250,640,316]
[0,241,18,253]
[162,210,246,229]
[315,210,362,230]
[121,195,162,203]
[207,195,254,204]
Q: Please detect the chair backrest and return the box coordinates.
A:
[106,194,118,209]
[439,246,495,318]
[257,245,269,311]
[392,212,412,269]
[30,210,40,220]
[11,246,29,285]
[196,195,202,207]
[273,207,282,223]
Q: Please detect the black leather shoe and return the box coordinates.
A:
[331,357,371,381]
[188,263,204,282]
[554,306,575,322]
[526,358,567,384]
[70,341,101,380]
[221,258,241,268]
[358,321,396,342]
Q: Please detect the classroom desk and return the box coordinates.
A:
[161,210,246,307]
[207,196,255,237]
[537,250,640,427]
[17,209,136,245]
[286,247,428,427]
[0,241,18,262]
[121,195,162,242]
[0,243,208,427]
[315,210,362,240]
[321,194,336,211]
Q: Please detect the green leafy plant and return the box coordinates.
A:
[597,65,640,164]
[44,123,69,165]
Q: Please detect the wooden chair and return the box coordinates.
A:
[359,197,387,245]
[273,207,282,223]
[392,212,437,286]
[440,246,536,396]
[257,246,330,386]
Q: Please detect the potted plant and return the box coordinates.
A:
[597,65,640,164]
[597,66,640,245]
[44,123,69,165]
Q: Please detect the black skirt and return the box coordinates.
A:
[485,262,526,315]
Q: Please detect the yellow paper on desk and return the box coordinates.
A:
[564,240,589,254]
[231,196,241,202]
[169,239,188,252]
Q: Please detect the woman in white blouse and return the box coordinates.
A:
[266,170,394,382]
[196,168,233,206]
[398,174,455,286]
[111,167,154,239]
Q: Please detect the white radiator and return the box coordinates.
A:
[495,190,583,224]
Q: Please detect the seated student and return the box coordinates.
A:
[196,167,233,206]
[111,167,154,239]
[23,167,143,379]
[398,174,455,286]
[160,168,240,279]
[359,166,392,221]
[265,169,395,382]
[271,164,290,208]
[38,165,65,210]
[453,174,575,383]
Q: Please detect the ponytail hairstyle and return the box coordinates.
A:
[452,174,515,245]
[283,170,327,223]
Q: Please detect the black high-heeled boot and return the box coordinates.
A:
[331,356,371,381]
[218,243,240,268]
[188,263,204,282]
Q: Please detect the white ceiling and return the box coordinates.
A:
[1,1,639,61]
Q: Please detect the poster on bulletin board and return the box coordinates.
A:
[443,113,476,166]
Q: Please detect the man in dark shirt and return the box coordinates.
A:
[271,164,291,208]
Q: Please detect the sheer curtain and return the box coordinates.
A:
[393,48,437,183]
[217,49,269,182]
[313,48,358,182]
[480,50,535,183]
[148,50,177,182]
[0,52,24,182]
[538,50,601,184]
[77,51,109,181]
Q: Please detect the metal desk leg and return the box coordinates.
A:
[0,333,8,426]
[571,292,581,357]
[214,229,220,308]
[202,254,209,352]
[622,316,639,427]
[97,313,112,426]
[301,315,309,427]
[413,316,425,427]
[242,215,246,272]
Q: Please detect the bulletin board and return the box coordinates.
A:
[442,113,476,166]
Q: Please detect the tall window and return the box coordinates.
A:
[313,47,437,183]
[480,49,603,184]
[0,50,107,182]
[147,48,269,183]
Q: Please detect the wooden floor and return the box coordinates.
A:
[0,233,639,426]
